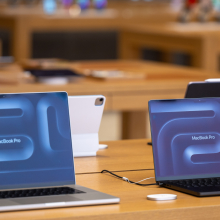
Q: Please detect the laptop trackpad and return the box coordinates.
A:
[10,195,82,205]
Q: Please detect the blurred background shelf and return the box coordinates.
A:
[119,23,220,72]
[1,1,220,72]
[0,1,177,62]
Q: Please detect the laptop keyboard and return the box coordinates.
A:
[0,187,85,199]
[167,178,220,188]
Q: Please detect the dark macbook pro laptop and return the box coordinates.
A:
[149,98,220,197]
[0,92,119,212]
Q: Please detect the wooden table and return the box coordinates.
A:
[119,23,220,72]
[74,139,154,174]
[1,60,220,139]
[1,139,220,220]
[0,2,176,62]
[1,4,220,72]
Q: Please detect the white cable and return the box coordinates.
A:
[122,176,155,184]
[133,177,155,184]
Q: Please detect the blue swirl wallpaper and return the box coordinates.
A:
[0,92,75,189]
[149,98,220,181]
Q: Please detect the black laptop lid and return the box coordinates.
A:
[185,82,220,98]
[0,92,75,190]
[149,98,220,182]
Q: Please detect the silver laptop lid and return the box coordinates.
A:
[0,92,75,190]
[149,98,220,182]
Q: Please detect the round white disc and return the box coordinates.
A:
[147,194,177,201]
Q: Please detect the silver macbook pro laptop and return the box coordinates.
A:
[0,92,119,212]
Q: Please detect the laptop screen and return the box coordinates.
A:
[0,92,75,189]
[149,98,220,181]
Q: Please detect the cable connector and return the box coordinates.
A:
[122,177,129,182]
[101,170,157,186]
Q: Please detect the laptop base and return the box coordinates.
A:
[0,185,120,212]
[161,182,220,197]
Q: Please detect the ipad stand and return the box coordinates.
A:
[71,133,99,157]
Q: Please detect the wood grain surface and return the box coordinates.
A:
[74,139,154,174]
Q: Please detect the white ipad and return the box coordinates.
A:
[68,95,105,157]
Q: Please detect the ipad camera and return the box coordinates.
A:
[95,97,104,106]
